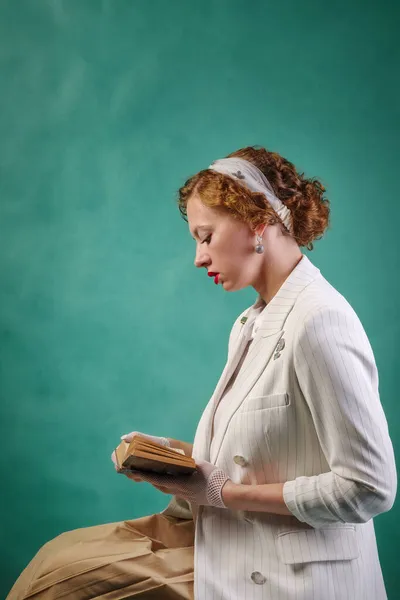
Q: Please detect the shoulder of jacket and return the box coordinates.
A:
[291,277,367,340]
[294,276,356,321]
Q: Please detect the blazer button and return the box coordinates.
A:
[233,455,247,466]
[251,571,267,585]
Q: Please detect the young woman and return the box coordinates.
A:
[8,146,396,600]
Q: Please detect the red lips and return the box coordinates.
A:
[208,272,220,285]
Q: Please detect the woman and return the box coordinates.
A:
[8,146,397,600]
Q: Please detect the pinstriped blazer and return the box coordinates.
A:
[163,255,397,600]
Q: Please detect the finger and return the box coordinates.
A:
[115,467,143,481]
[152,485,171,493]
[120,431,138,443]
[124,472,143,482]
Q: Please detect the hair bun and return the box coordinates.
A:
[228,146,330,250]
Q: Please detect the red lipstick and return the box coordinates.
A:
[208,272,220,284]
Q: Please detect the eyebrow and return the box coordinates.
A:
[191,225,210,240]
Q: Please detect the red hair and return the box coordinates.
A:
[177,145,330,250]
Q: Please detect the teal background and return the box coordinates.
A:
[1,0,399,597]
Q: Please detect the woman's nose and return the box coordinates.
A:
[194,245,210,268]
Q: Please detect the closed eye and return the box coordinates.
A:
[202,235,212,245]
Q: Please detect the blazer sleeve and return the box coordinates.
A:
[282,305,397,529]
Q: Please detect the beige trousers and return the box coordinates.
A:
[6,514,194,599]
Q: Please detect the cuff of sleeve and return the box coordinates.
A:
[283,479,307,523]
[283,478,334,529]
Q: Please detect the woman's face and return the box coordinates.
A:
[186,194,261,291]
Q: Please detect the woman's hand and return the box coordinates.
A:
[119,431,171,447]
[111,431,171,482]
[110,450,143,481]
[122,459,231,508]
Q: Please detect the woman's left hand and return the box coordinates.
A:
[123,459,231,508]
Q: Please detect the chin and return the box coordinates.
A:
[223,278,250,292]
[221,280,239,292]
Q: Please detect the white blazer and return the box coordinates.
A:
[163,255,397,600]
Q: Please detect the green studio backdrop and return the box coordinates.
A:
[0,0,399,597]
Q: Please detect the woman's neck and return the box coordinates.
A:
[253,231,303,305]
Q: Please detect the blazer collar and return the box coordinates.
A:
[248,254,321,338]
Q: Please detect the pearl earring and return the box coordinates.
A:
[255,234,264,254]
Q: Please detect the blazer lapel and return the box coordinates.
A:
[193,255,321,465]
[209,327,285,464]
[192,304,264,463]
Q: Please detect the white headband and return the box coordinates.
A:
[208,157,293,233]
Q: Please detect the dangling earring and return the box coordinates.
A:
[255,234,264,254]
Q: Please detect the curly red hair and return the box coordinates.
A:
[177,145,330,250]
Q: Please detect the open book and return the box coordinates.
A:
[114,435,197,475]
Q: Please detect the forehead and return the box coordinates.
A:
[186,193,250,239]
[186,195,219,237]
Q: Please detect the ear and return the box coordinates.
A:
[254,224,267,237]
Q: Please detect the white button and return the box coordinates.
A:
[233,455,247,466]
[251,571,267,585]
